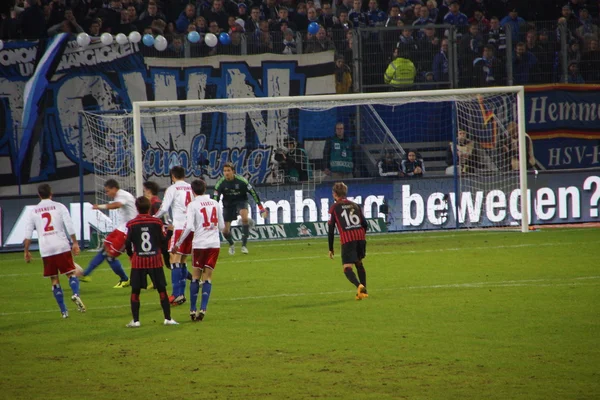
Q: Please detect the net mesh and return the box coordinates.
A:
[81,90,525,230]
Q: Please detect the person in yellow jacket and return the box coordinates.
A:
[335,54,353,94]
[383,48,416,90]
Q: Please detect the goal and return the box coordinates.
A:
[81,86,529,232]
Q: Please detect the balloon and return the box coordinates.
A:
[205,33,218,48]
[187,30,200,44]
[115,33,128,45]
[154,35,168,51]
[308,22,320,35]
[128,31,141,43]
[142,34,155,47]
[76,32,91,48]
[219,32,231,45]
[100,32,113,46]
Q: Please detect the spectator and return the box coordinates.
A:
[194,16,208,34]
[348,0,366,28]
[175,3,195,33]
[237,3,248,18]
[469,9,489,35]
[281,27,297,54]
[413,7,434,31]
[260,0,279,23]
[115,9,136,35]
[504,122,535,171]
[319,2,337,30]
[513,41,537,84]
[459,22,485,86]
[500,8,526,43]
[473,44,504,86]
[567,61,585,83]
[445,129,474,175]
[384,47,416,89]
[270,8,297,32]
[137,1,166,31]
[335,54,353,93]
[580,38,600,82]
[402,150,424,177]
[204,0,229,32]
[87,18,101,36]
[425,0,439,23]
[486,16,507,60]
[443,0,468,37]
[323,122,355,180]
[18,0,46,39]
[293,2,309,32]
[396,28,418,59]
[560,4,579,34]
[432,38,450,85]
[47,9,84,37]
[366,0,386,28]
[378,150,404,178]
[337,0,354,17]
[166,34,184,57]
[305,25,336,53]
[246,7,261,34]
[576,8,598,42]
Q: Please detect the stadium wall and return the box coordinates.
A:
[1,170,598,251]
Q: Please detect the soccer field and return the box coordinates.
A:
[1,228,599,400]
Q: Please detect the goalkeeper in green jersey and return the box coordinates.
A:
[213,162,268,255]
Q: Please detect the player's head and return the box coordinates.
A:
[170,166,185,182]
[223,162,235,180]
[37,183,52,199]
[407,150,417,161]
[104,179,120,198]
[143,181,159,199]
[191,179,207,195]
[332,181,347,201]
[135,196,151,214]
[335,122,344,138]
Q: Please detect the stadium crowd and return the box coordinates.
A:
[1,0,599,87]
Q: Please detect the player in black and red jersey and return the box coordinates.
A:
[327,182,369,300]
[124,196,178,327]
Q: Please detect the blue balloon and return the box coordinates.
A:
[142,34,154,47]
[188,31,200,44]
[308,22,320,35]
[219,32,231,45]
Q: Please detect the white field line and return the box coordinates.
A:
[0,276,598,317]
[0,241,594,278]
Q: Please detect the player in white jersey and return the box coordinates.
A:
[23,184,86,318]
[154,166,193,305]
[173,179,224,322]
[81,179,135,288]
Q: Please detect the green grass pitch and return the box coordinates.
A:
[1,228,599,400]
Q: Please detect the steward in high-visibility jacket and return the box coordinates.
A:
[384,48,416,88]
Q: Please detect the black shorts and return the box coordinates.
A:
[223,201,249,222]
[131,268,168,291]
[341,240,366,265]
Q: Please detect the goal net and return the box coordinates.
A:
[81,87,528,233]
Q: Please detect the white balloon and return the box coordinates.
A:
[154,35,168,51]
[115,33,128,45]
[76,32,91,48]
[100,32,113,46]
[205,33,218,48]
[128,31,141,43]
[0,40,4,51]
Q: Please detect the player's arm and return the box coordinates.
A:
[93,202,123,210]
[23,211,34,263]
[327,206,336,258]
[154,187,174,218]
[61,205,80,255]
[212,177,224,201]
[125,224,134,258]
[359,206,368,230]
[241,177,268,218]
[217,203,225,232]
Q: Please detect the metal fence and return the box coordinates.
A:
[140,19,600,89]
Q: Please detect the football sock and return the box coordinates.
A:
[159,290,171,320]
[68,275,80,296]
[200,280,212,311]
[180,264,188,296]
[170,264,179,296]
[224,233,234,246]
[242,225,249,246]
[356,264,367,289]
[84,251,105,276]
[131,291,140,322]
[190,279,200,311]
[343,267,361,287]
[52,284,67,313]
[107,257,128,281]
[162,250,170,269]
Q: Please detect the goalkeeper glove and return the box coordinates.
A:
[259,205,268,219]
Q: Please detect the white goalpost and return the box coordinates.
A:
[83,86,529,233]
